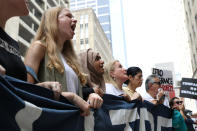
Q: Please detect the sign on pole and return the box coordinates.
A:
[152,68,173,91]
[180,78,197,99]
[152,68,175,99]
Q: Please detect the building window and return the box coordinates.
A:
[35,10,42,21]
[48,0,56,7]
[85,38,88,44]
[80,24,84,38]
[85,38,89,49]
[97,0,109,6]
[106,33,111,40]
[19,24,34,43]
[70,3,76,7]
[80,15,84,24]
[80,39,85,50]
[85,15,88,23]
[86,44,89,49]
[102,24,110,32]
[98,7,109,14]
[87,1,95,4]
[87,4,96,9]
[98,15,110,23]
[80,39,84,45]
[77,2,85,6]
[18,42,28,57]
[36,0,44,10]
[85,23,88,38]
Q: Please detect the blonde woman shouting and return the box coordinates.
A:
[25,7,102,112]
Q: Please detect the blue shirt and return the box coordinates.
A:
[172,110,187,131]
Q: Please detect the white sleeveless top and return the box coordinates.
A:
[60,54,80,94]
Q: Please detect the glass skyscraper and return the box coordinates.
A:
[70,0,112,43]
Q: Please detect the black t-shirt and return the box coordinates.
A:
[0,27,27,81]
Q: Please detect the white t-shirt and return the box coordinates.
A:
[105,83,124,96]
[141,92,154,102]
[60,54,80,94]
[141,91,170,107]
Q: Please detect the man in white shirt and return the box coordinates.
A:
[141,74,165,105]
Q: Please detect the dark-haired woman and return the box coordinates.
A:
[123,67,143,100]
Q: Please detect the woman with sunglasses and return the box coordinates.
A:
[170,97,197,131]
[169,97,187,131]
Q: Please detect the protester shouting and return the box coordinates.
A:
[0,0,91,116]
[0,0,63,97]
[24,7,102,111]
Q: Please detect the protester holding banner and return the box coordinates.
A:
[0,1,63,96]
[123,66,143,100]
[0,0,92,116]
[25,7,102,110]
[79,48,105,100]
[0,0,64,99]
[0,0,29,81]
[142,74,165,104]
[104,60,131,101]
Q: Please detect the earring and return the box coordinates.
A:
[113,77,116,81]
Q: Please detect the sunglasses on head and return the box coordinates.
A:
[152,81,161,85]
[175,101,183,105]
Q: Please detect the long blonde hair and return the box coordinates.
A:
[104,60,119,88]
[33,7,86,85]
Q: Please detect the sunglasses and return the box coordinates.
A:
[175,101,183,105]
[152,81,161,85]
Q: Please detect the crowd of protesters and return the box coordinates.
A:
[1,0,197,130]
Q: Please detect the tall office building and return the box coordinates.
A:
[72,8,113,63]
[183,0,197,78]
[70,0,112,43]
[183,0,197,113]
[5,0,68,57]
[70,0,128,67]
